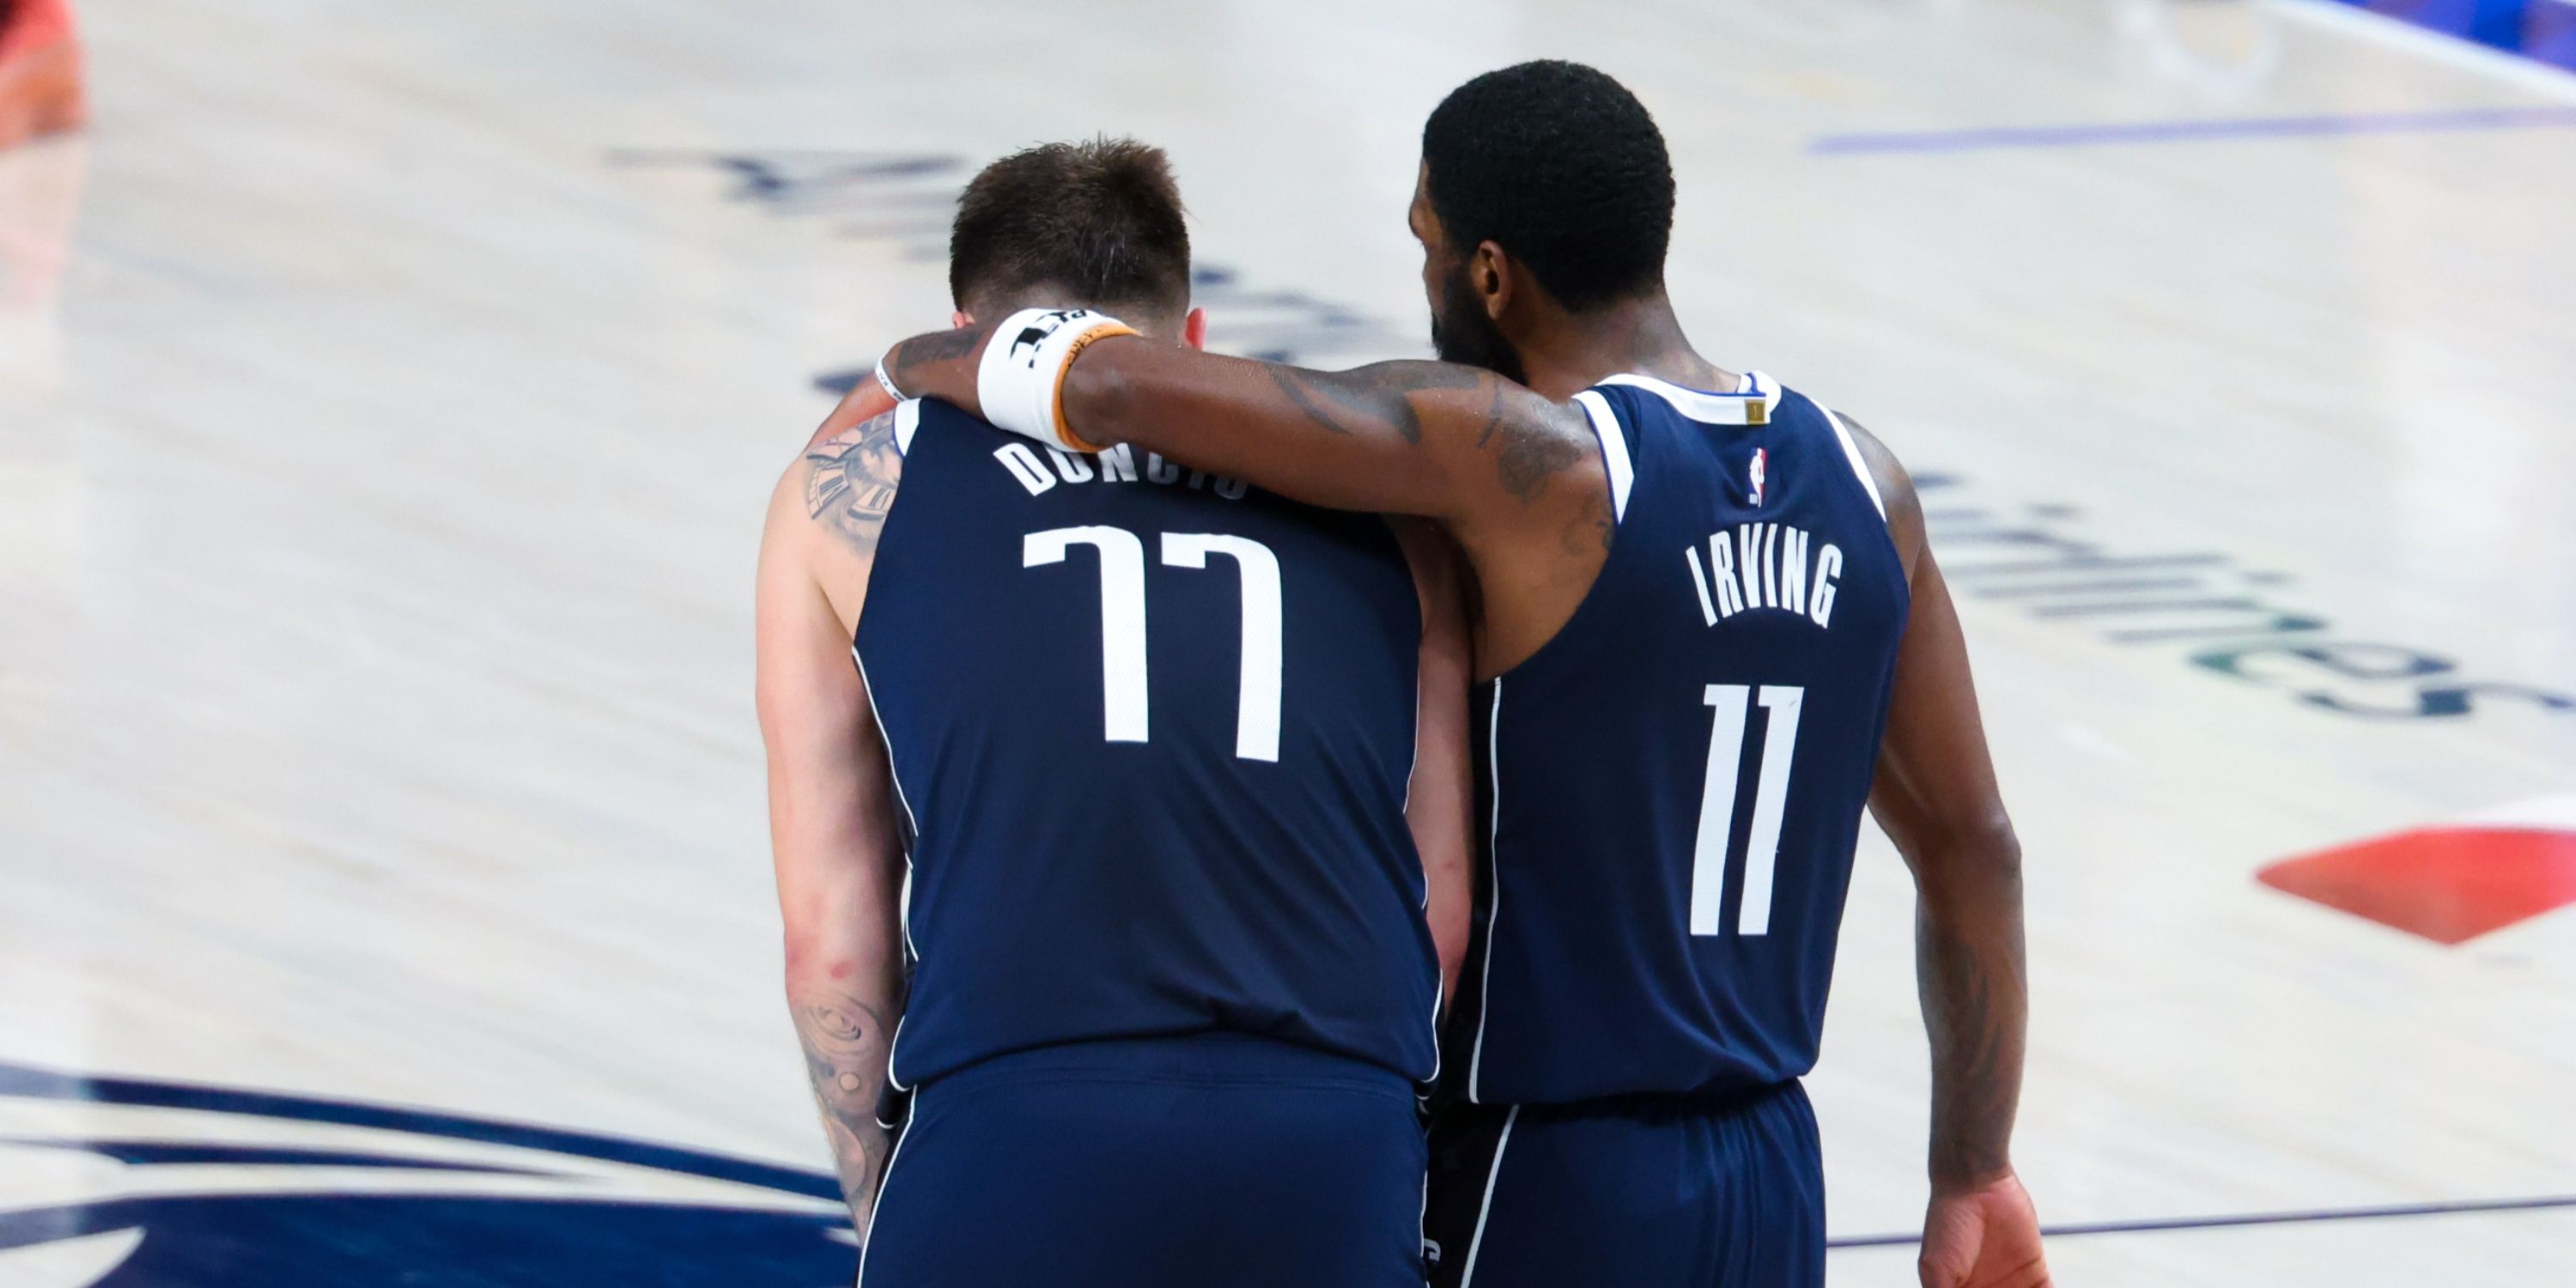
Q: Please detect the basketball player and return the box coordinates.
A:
[871,64,2049,1288]
[756,139,1472,1288]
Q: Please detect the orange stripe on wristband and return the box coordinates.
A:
[1050,324,1138,454]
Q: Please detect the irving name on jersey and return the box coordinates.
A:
[1683,520,1849,629]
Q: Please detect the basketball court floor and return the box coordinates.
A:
[3,1,2573,1284]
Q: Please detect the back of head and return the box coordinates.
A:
[949,137,1193,333]
[1420,61,1674,312]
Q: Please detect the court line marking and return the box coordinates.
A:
[1827,1193,2576,1249]
[1810,105,2576,155]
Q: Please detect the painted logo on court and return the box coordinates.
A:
[0,1061,856,1286]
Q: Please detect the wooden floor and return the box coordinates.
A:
[3,1,2573,1284]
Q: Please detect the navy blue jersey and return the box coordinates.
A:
[1454,374,1910,1105]
[857,398,1440,1090]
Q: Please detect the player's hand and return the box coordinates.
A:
[1919,1170,2050,1288]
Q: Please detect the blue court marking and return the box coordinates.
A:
[1810,105,2576,155]
[0,1060,841,1201]
[3,1137,546,1174]
[0,1060,863,1285]
[1827,1192,2576,1249]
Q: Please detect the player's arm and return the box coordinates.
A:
[1847,420,2050,1288]
[1391,518,1475,1005]
[815,364,901,443]
[876,313,1601,530]
[754,413,909,1234]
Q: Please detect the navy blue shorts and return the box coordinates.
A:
[1424,1079,1824,1288]
[858,1033,1428,1288]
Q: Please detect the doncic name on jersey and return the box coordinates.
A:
[989,437,1252,501]
[0,1060,857,1287]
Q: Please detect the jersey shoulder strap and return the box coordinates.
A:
[1571,373,1891,532]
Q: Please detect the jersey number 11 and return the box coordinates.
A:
[1692,684,1806,937]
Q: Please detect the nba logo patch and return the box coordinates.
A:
[1748,448,1767,507]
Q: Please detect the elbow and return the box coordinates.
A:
[1968,809,2022,873]
[781,912,897,1000]
[780,922,842,987]
[1911,808,2022,908]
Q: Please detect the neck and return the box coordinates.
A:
[975,291,1181,340]
[1511,291,1738,402]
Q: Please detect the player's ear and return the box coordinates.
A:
[1182,307,1208,352]
[1473,241,1512,322]
[951,309,974,329]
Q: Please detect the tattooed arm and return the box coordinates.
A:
[881,325,1610,671]
[885,325,1589,524]
[755,404,910,1232]
[1848,421,2050,1288]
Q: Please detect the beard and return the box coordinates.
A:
[1428,261,1527,386]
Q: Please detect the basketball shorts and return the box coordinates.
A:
[858,1032,1427,1288]
[1425,1078,1824,1288]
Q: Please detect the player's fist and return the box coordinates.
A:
[1918,1170,2050,1288]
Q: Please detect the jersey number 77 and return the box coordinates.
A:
[1024,525,1284,762]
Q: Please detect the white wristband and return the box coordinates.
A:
[974,308,1136,453]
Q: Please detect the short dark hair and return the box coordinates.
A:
[1420,61,1674,311]
[949,137,1192,320]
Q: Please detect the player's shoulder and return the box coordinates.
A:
[776,399,914,562]
[1805,404,1923,568]
[803,397,919,463]
[1820,411,1912,512]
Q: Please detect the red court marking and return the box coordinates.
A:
[2260,828,2576,945]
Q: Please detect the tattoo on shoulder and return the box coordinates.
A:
[804,409,904,556]
[1465,383,1607,548]
[1488,413,1588,505]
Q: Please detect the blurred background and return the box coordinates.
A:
[2,1,2573,1284]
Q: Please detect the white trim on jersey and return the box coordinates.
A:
[1467,680,1504,1103]
[1596,370,1781,425]
[853,645,922,1092]
[1406,630,1444,1090]
[1403,658,1422,827]
[892,398,921,455]
[1820,406,1888,521]
[1573,391,1634,524]
[1457,1105,1522,1288]
[1422,979,1444,1097]
[853,1108,915,1288]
